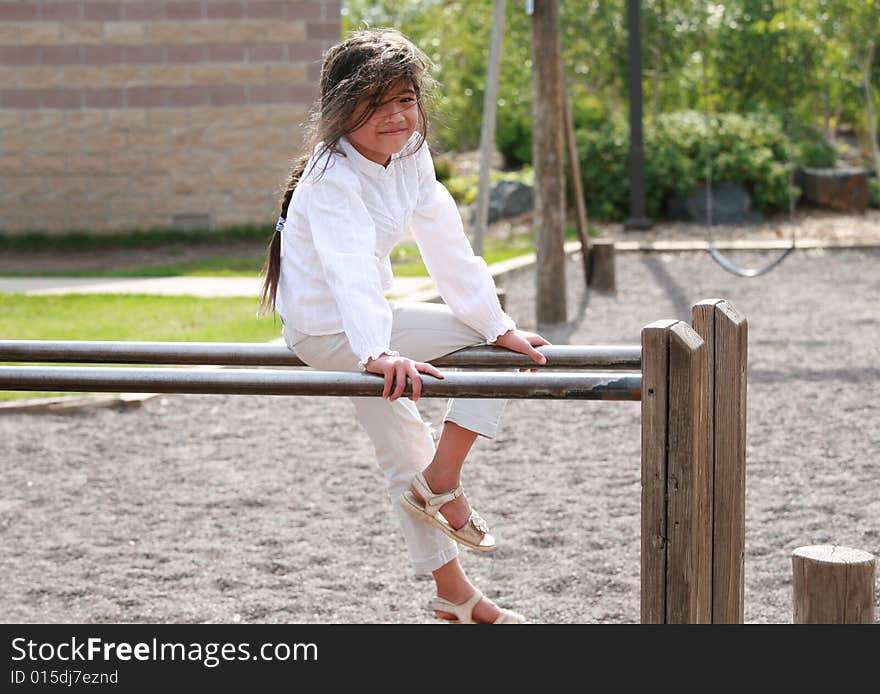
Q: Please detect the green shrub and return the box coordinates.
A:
[495,111,532,168]
[496,106,831,222]
[433,155,455,183]
[444,167,535,206]
[870,177,880,208]
[649,111,801,215]
[576,110,819,221]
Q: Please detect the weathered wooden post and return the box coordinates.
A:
[692,299,747,623]
[792,545,876,623]
[586,239,616,292]
[641,318,712,623]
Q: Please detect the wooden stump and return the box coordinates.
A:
[792,545,876,624]
[587,239,615,291]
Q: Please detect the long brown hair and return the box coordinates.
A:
[258,28,435,315]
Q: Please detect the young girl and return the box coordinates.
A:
[260,28,549,624]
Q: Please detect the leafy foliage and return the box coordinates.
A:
[341,0,877,219]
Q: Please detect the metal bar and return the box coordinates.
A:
[0,366,642,401]
[0,341,642,370]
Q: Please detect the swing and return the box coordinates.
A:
[699,5,797,278]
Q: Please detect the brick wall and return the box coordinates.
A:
[0,0,340,235]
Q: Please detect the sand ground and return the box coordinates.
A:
[2,243,878,624]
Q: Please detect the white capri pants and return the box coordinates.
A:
[283,301,507,575]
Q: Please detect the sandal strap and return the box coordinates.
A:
[429,590,484,624]
[411,472,463,516]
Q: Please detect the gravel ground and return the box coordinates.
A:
[2,245,879,624]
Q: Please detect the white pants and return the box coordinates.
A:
[283,301,507,575]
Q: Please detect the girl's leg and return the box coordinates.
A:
[388,301,507,539]
[285,304,517,621]
[431,557,504,623]
[285,325,459,575]
[416,421,477,531]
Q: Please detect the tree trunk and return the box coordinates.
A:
[531,0,567,324]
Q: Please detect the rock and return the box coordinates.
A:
[797,167,870,213]
[487,179,533,223]
[666,181,763,224]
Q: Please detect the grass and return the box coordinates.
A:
[0,226,592,279]
[0,255,267,278]
[0,224,270,254]
[0,294,281,401]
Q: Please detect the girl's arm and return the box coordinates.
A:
[408,140,519,334]
[409,145,549,365]
[303,171,396,369]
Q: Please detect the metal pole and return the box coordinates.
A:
[473,0,506,257]
[624,0,653,231]
[0,341,642,370]
[0,366,642,401]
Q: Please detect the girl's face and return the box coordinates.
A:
[346,80,419,167]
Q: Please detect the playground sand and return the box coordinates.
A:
[1,246,878,624]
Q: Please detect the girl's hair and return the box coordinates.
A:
[258,28,434,314]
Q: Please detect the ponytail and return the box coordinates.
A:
[258,154,309,315]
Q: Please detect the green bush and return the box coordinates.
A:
[444,167,535,206]
[503,108,827,222]
[433,155,454,183]
[498,103,838,222]
[870,177,880,208]
[793,127,837,168]
[495,111,533,168]
[650,111,801,215]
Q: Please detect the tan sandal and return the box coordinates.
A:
[400,472,496,552]
[429,590,527,624]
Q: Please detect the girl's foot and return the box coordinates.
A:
[433,590,502,623]
[408,471,472,531]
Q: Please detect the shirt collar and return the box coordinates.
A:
[339,137,395,179]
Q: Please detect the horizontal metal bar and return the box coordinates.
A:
[0,366,642,401]
[0,340,641,370]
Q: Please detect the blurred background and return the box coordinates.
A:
[1,0,877,238]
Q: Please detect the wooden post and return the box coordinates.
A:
[792,545,876,623]
[641,319,675,624]
[562,83,590,284]
[586,239,616,292]
[641,318,712,623]
[531,0,567,324]
[692,299,747,623]
[666,321,712,623]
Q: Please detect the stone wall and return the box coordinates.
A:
[0,1,340,235]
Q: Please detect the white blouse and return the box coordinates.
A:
[276,133,516,367]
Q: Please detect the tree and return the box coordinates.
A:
[531,0,567,324]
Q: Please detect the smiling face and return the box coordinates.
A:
[346,81,420,166]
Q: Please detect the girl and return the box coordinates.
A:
[260,28,549,624]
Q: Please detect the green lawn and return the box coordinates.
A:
[0,228,588,279]
[0,294,281,401]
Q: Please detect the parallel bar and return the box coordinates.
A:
[0,341,641,370]
[0,366,642,401]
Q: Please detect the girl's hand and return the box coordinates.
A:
[493,329,551,370]
[364,353,444,402]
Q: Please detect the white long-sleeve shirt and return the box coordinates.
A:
[276,133,516,367]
